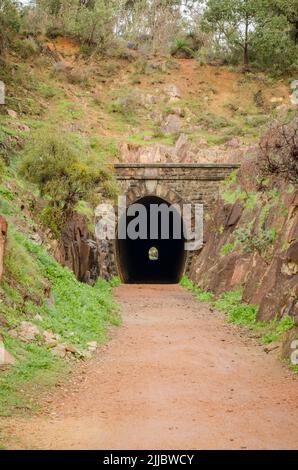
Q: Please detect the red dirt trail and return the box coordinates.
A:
[2,285,298,450]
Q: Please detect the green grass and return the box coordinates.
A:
[261,316,295,344]
[181,278,295,350]
[0,230,121,416]
[220,242,236,256]
[180,276,214,301]
[214,288,258,326]
[222,187,247,204]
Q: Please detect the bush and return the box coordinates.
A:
[0,0,20,55]
[251,16,297,74]
[171,38,194,59]
[197,112,230,130]
[20,130,116,234]
[258,113,298,184]
[13,37,40,59]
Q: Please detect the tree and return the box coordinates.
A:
[118,0,183,53]
[75,0,117,46]
[202,0,259,68]
[20,130,116,235]
[267,0,298,44]
[202,0,297,70]
[0,0,20,54]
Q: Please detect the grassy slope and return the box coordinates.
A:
[0,38,295,164]
[0,175,120,422]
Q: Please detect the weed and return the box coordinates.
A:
[220,243,236,256]
[222,187,246,204]
[180,276,214,301]
[262,316,295,344]
[214,289,259,326]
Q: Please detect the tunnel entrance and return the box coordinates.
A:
[116,196,186,284]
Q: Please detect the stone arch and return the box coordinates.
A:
[125,180,185,208]
[115,181,188,283]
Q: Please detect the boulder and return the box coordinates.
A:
[161,114,182,134]
[280,327,298,361]
[9,321,40,343]
[226,202,243,227]
[225,138,242,149]
[43,330,60,348]
[287,241,298,264]
[7,109,18,119]
[164,84,181,100]
[87,341,98,352]
[52,344,67,358]
[0,336,16,369]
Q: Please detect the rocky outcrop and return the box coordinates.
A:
[0,216,7,283]
[189,154,298,340]
[118,133,251,165]
[52,213,116,284]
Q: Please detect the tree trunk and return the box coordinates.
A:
[243,43,249,69]
[243,18,249,71]
[0,216,7,282]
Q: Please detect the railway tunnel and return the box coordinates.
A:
[114,163,240,284]
[116,195,186,284]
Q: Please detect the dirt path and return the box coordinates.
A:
[2,285,298,450]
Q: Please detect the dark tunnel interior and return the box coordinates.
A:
[116,196,186,284]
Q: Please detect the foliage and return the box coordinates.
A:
[180,275,214,301]
[0,0,296,71]
[220,242,235,256]
[0,0,20,55]
[202,0,298,71]
[251,15,297,73]
[262,315,295,344]
[258,114,298,184]
[20,130,116,235]
[214,288,259,326]
[222,187,246,204]
[197,112,230,130]
[171,37,194,58]
[13,37,40,59]
[25,0,118,50]
[234,223,277,254]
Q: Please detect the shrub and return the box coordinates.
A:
[234,224,277,255]
[0,0,20,55]
[197,112,230,130]
[258,114,298,184]
[20,130,116,235]
[220,243,235,256]
[171,38,194,58]
[262,316,295,344]
[14,37,40,59]
[67,68,90,86]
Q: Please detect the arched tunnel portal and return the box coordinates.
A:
[116,195,186,284]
